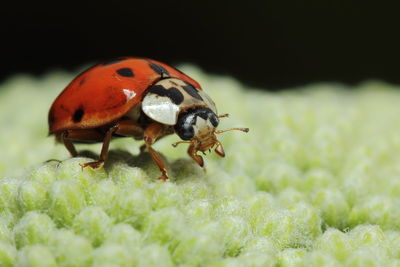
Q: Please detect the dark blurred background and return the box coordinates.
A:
[0,1,398,90]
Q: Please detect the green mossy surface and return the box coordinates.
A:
[1,66,400,266]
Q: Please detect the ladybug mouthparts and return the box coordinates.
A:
[192,132,223,155]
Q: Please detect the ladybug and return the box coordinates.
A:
[48,57,249,181]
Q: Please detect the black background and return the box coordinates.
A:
[1,1,399,90]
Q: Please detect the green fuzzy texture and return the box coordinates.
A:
[1,66,400,266]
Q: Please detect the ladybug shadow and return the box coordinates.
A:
[78,149,204,181]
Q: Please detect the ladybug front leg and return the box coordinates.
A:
[81,125,118,169]
[143,123,169,181]
[188,144,204,167]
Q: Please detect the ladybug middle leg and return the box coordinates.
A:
[60,128,105,158]
[188,144,204,167]
[79,119,143,169]
[80,125,119,169]
[143,122,169,181]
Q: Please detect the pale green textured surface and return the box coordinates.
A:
[1,66,400,266]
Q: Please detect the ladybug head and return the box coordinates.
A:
[173,107,249,167]
[174,107,219,148]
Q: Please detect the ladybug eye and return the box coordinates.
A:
[175,112,196,140]
[180,127,195,140]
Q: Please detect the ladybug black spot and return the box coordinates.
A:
[116,68,135,77]
[149,85,184,105]
[72,107,85,123]
[101,58,127,66]
[148,62,169,78]
[182,83,203,101]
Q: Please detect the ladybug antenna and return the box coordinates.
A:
[215,127,249,134]
[172,141,192,148]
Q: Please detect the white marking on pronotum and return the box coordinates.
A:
[123,89,136,101]
[142,94,180,125]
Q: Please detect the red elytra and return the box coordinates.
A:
[49,57,200,133]
[48,57,248,181]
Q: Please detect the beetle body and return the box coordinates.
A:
[49,57,248,181]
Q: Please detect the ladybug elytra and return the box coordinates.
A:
[48,57,248,181]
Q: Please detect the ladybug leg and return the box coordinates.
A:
[80,125,118,169]
[112,119,147,152]
[63,129,104,142]
[141,127,173,153]
[188,144,204,167]
[60,129,105,158]
[144,123,169,181]
[113,119,144,138]
[61,131,78,157]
